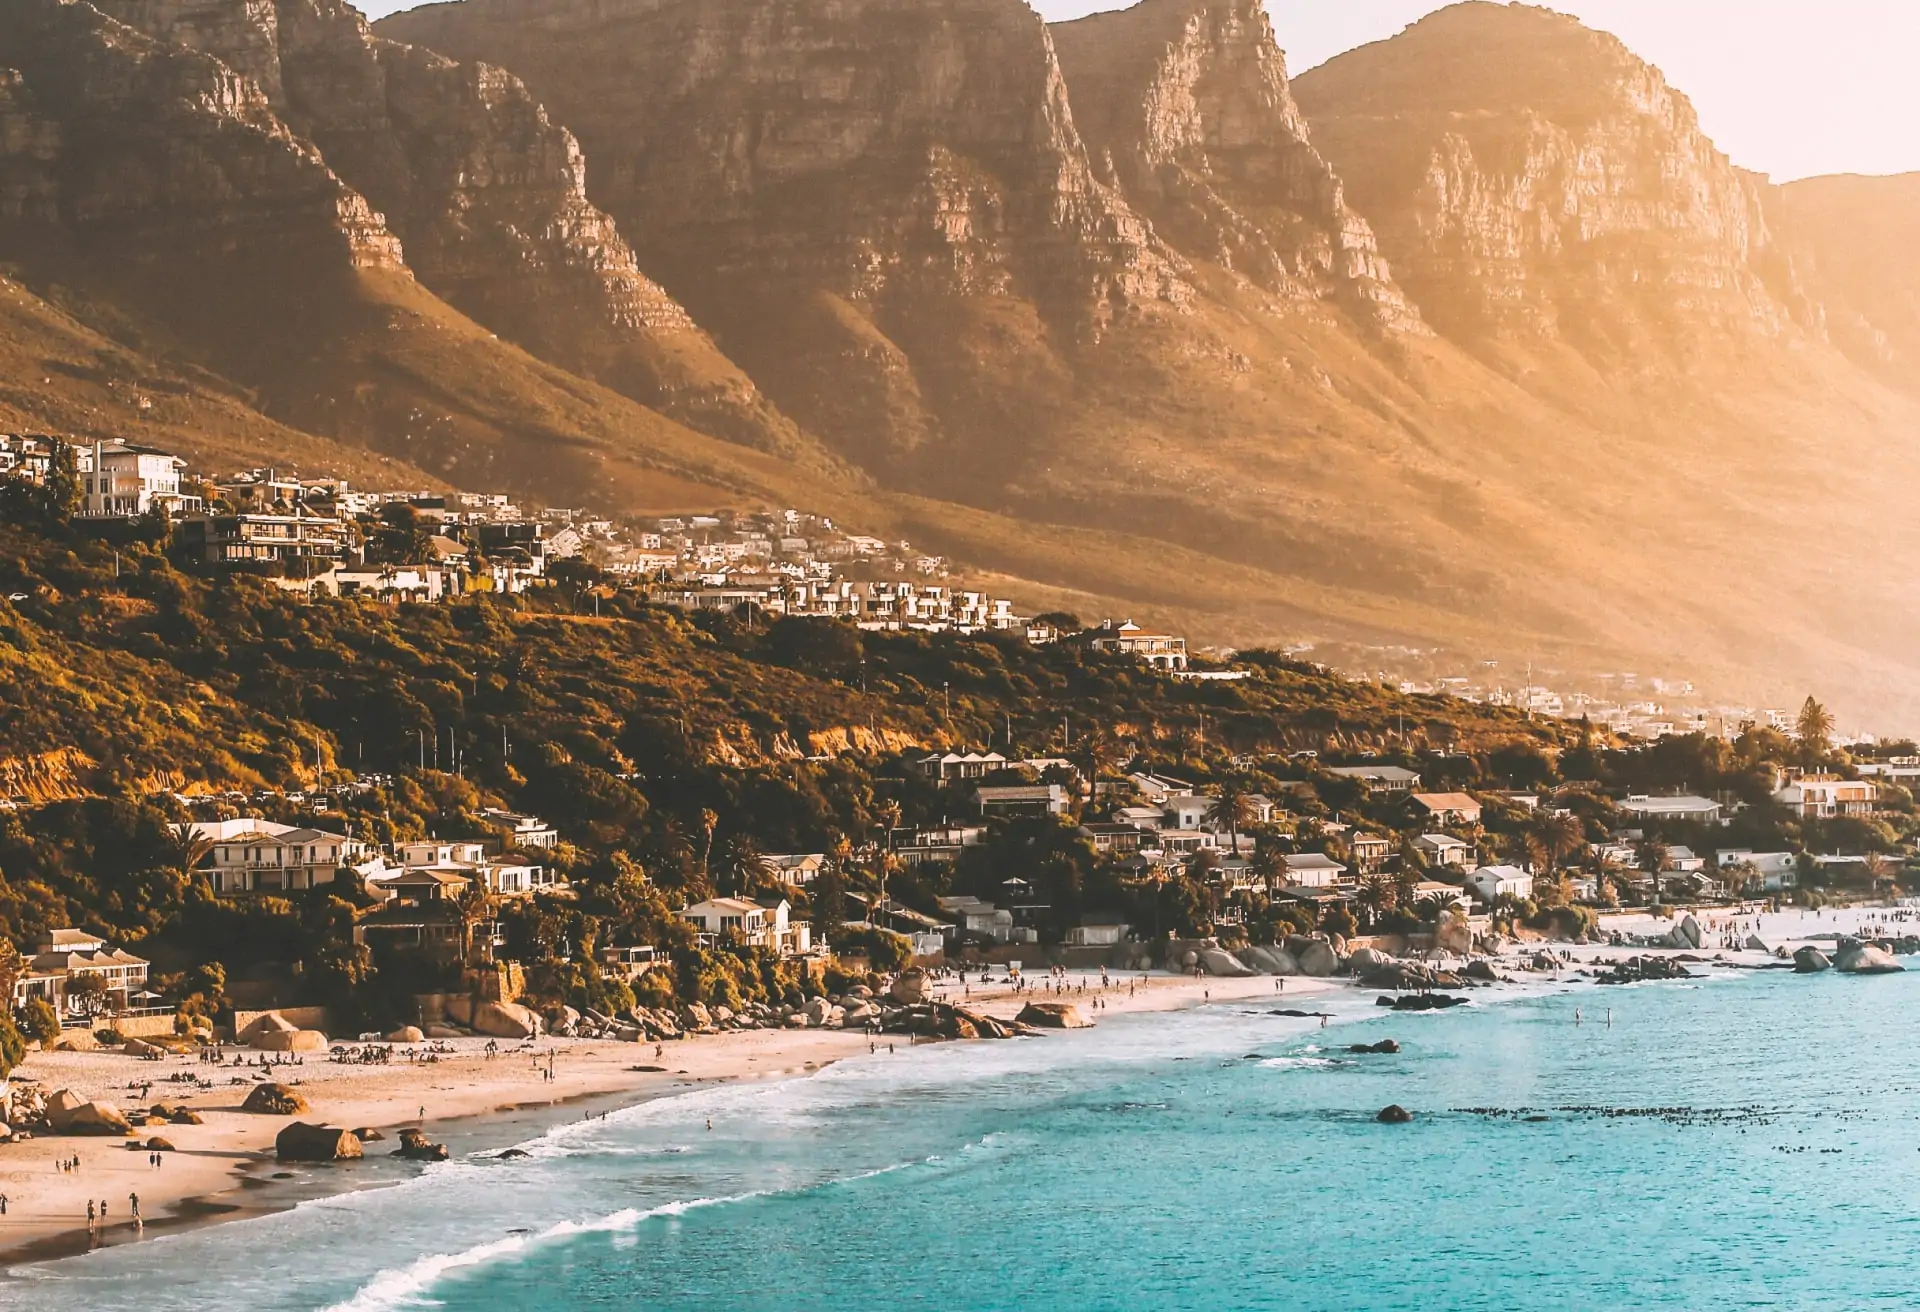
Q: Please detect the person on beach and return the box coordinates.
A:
[87,1201,95,1235]
[130,1194,140,1229]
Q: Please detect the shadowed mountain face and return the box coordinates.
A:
[83,0,816,458]
[1291,1,1817,368]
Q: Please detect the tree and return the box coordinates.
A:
[0,1015,21,1078]
[45,440,80,521]
[454,883,498,965]
[698,808,720,887]
[811,864,849,942]
[19,996,60,1046]
[66,972,110,1019]
[1527,810,1586,877]
[1796,697,1835,765]
[1637,841,1672,911]
[1204,781,1258,855]
[712,831,774,898]
[1355,874,1392,929]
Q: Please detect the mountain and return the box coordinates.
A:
[1049,0,1416,330]
[12,0,1920,727]
[0,0,839,510]
[378,0,1191,479]
[1768,172,1920,392]
[83,0,813,457]
[1291,1,1815,369]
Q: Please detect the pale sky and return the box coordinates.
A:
[361,0,1920,183]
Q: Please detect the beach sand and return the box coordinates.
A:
[0,970,1334,1262]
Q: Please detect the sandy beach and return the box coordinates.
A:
[0,970,1335,1263]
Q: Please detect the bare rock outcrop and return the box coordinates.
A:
[1050,0,1417,330]
[92,0,809,457]
[241,1082,311,1116]
[277,1121,363,1162]
[1292,2,1819,361]
[378,0,1188,474]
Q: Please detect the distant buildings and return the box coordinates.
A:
[1617,795,1723,825]
[10,929,151,1022]
[1085,620,1188,671]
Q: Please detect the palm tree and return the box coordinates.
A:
[713,832,774,898]
[1250,840,1286,898]
[1355,874,1393,930]
[454,883,498,964]
[169,827,216,893]
[1390,867,1421,914]
[1527,810,1586,878]
[1860,851,1892,895]
[1796,696,1835,765]
[698,808,719,885]
[1077,727,1125,790]
[1637,840,1673,912]
[1205,780,1257,855]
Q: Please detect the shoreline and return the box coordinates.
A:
[0,971,1330,1268]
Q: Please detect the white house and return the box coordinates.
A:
[79,440,188,518]
[1467,865,1535,903]
[1281,853,1349,888]
[1410,793,1484,826]
[186,819,369,894]
[482,809,561,850]
[1414,834,1474,868]
[681,897,811,955]
[1773,777,1878,819]
[11,929,151,1021]
[764,853,827,886]
[1326,765,1422,794]
[1086,620,1188,670]
[1618,795,1724,825]
[976,784,1070,817]
[1717,850,1800,892]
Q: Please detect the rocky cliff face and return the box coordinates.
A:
[378,0,1188,473]
[1292,2,1814,362]
[0,0,402,287]
[1050,0,1416,331]
[91,0,811,456]
[1769,173,1920,392]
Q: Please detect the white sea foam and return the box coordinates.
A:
[1258,1056,1337,1069]
[318,1194,758,1312]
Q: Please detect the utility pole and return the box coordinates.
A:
[418,729,425,772]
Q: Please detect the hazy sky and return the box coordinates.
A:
[361,0,1920,183]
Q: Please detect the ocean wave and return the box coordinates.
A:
[1258,1056,1338,1069]
[318,1194,757,1312]
[319,1156,935,1312]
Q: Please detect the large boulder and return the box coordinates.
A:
[242,1083,310,1116]
[1793,947,1832,974]
[1348,947,1393,974]
[1015,1002,1092,1030]
[257,1029,330,1054]
[446,996,476,1027]
[890,969,928,1006]
[1433,910,1473,955]
[473,1002,542,1040]
[1376,1104,1414,1124]
[48,1095,133,1136]
[51,1030,99,1052]
[1833,940,1906,975]
[1197,947,1255,978]
[1296,941,1341,977]
[677,1003,713,1032]
[1744,934,1770,953]
[277,1122,363,1163]
[393,1128,450,1162]
[842,1002,877,1028]
[386,1026,425,1044]
[803,996,833,1027]
[121,1038,164,1058]
[241,1012,298,1044]
[423,1024,467,1040]
[1674,915,1705,950]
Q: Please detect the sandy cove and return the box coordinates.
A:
[0,971,1336,1263]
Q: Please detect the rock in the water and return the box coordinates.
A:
[1832,939,1905,974]
[276,1122,361,1162]
[351,1127,385,1142]
[1016,1002,1093,1030]
[1350,1040,1401,1055]
[1376,1104,1413,1124]
[1793,947,1833,974]
[242,1083,310,1116]
[394,1127,450,1162]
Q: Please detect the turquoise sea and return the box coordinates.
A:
[8,966,1920,1310]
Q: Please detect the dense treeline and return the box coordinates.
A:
[1,506,1904,1030]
